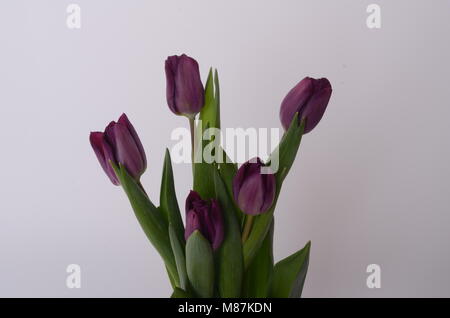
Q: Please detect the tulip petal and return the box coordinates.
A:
[232,158,262,202]
[118,113,147,169]
[301,78,332,134]
[165,55,179,114]
[184,209,202,241]
[261,172,276,213]
[185,190,202,213]
[209,199,224,250]
[89,132,120,185]
[112,122,145,179]
[173,54,204,116]
[237,172,265,215]
[279,77,314,131]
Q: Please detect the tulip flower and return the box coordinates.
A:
[90,113,147,184]
[165,54,205,117]
[279,77,332,134]
[185,191,224,250]
[233,158,276,215]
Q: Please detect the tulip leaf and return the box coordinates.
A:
[214,69,220,127]
[193,123,217,199]
[186,230,215,298]
[242,220,274,297]
[111,162,179,287]
[217,147,245,227]
[193,162,216,199]
[200,68,220,132]
[171,287,192,298]
[213,168,244,297]
[271,241,311,298]
[169,223,188,291]
[194,68,222,200]
[271,114,305,184]
[160,148,185,245]
[242,116,305,269]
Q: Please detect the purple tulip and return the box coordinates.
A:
[279,77,332,134]
[89,113,147,185]
[233,158,276,215]
[165,54,204,117]
[184,191,224,250]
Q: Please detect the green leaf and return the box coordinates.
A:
[214,69,220,128]
[242,116,305,269]
[270,115,305,184]
[242,220,274,298]
[193,122,217,199]
[169,223,188,291]
[200,68,220,132]
[160,149,184,245]
[165,266,176,288]
[171,287,192,298]
[111,163,179,287]
[217,147,244,227]
[213,168,244,297]
[193,162,216,199]
[194,68,221,199]
[186,231,214,298]
[271,241,311,298]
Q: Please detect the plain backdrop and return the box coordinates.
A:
[1,0,449,297]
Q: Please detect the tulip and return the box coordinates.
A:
[90,113,147,184]
[233,158,276,215]
[165,54,204,117]
[279,77,332,134]
[184,191,224,250]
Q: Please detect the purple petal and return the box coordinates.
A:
[89,132,120,185]
[279,77,314,131]
[165,55,180,114]
[185,210,202,241]
[301,78,332,134]
[117,113,147,170]
[112,122,145,179]
[173,54,204,116]
[233,157,263,202]
[237,172,265,215]
[209,200,224,250]
[261,172,276,213]
[185,190,202,214]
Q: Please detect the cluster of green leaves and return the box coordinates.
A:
[112,69,311,298]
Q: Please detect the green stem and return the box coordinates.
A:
[241,215,254,243]
[188,116,196,176]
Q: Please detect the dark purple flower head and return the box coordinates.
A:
[184,191,224,250]
[89,113,146,185]
[233,158,276,215]
[280,77,332,134]
[165,54,204,117]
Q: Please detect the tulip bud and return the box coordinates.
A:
[165,54,205,117]
[233,158,276,215]
[89,132,120,185]
[279,77,332,134]
[184,191,224,250]
[90,113,147,184]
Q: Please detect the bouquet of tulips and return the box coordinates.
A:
[89,54,332,298]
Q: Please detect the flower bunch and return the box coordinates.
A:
[90,54,332,298]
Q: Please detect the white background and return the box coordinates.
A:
[1,0,449,297]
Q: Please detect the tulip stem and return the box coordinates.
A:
[188,117,196,165]
[241,215,254,243]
